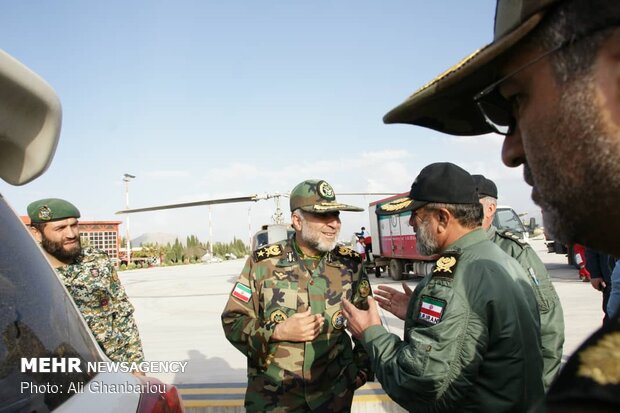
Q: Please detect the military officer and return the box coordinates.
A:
[342,163,543,412]
[221,179,373,412]
[473,174,565,390]
[28,198,144,364]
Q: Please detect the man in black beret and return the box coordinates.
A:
[342,162,543,412]
[28,198,145,365]
[473,174,565,390]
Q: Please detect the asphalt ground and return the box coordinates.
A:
[120,237,603,412]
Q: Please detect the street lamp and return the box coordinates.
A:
[123,173,136,265]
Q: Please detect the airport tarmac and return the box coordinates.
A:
[120,237,604,412]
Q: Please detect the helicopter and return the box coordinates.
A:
[115,191,397,253]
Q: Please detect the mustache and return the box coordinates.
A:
[523,164,534,187]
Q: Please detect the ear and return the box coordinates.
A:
[29,226,43,243]
[597,28,620,127]
[291,213,302,231]
[435,208,451,233]
[487,202,497,218]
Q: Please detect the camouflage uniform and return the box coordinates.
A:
[56,246,144,363]
[222,238,373,412]
[487,226,565,389]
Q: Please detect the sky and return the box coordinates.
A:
[0,0,540,246]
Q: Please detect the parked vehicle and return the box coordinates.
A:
[367,193,436,281]
[0,49,183,412]
[368,194,530,281]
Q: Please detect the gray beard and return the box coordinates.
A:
[415,220,440,256]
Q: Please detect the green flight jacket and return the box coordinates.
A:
[361,229,544,412]
[221,238,372,412]
[487,226,565,389]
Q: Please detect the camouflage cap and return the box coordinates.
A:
[27,198,81,223]
[289,179,364,213]
[383,0,562,135]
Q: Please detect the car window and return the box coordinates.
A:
[0,197,100,411]
[494,208,526,234]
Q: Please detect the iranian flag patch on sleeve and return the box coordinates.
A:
[232,282,252,302]
[418,295,447,325]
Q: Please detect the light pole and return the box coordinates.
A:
[123,173,136,265]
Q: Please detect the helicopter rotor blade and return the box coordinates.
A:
[115,195,260,215]
[338,192,399,196]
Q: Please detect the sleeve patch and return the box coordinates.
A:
[417,295,447,326]
[232,282,252,302]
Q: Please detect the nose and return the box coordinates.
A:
[501,128,526,168]
[65,225,79,239]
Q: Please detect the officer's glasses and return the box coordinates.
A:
[474,22,618,136]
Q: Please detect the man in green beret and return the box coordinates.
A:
[342,163,543,412]
[221,179,373,412]
[28,198,144,365]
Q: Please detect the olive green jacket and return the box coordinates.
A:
[361,229,544,412]
[221,238,372,411]
[487,226,565,389]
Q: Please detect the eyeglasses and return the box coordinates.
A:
[474,43,565,136]
[474,22,618,136]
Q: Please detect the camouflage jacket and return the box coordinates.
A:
[56,247,144,363]
[487,225,565,390]
[221,238,373,411]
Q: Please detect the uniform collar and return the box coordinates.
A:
[444,227,487,253]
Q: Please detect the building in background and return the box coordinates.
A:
[20,217,122,265]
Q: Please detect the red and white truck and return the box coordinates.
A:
[368,193,436,281]
[367,193,530,281]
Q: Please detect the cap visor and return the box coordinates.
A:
[375,197,421,216]
[383,13,543,135]
[302,202,364,213]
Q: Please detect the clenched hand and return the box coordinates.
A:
[272,307,324,342]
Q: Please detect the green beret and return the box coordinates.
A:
[27,198,81,223]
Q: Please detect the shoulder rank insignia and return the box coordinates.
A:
[331,310,346,330]
[498,230,527,245]
[577,331,620,385]
[433,253,458,276]
[254,244,283,262]
[417,295,447,326]
[358,280,370,298]
[335,246,360,260]
[270,309,288,324]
